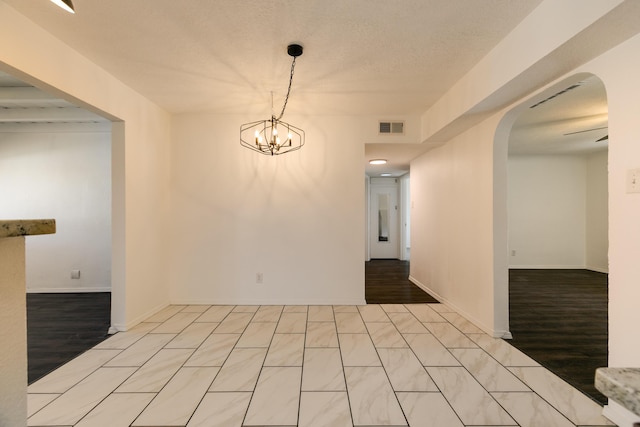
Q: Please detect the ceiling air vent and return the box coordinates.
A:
[379,121,404,135]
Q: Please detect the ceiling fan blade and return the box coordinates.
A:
[596,134,609,142]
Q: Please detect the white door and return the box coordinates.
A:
[369,179,399,259]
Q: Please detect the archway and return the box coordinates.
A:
[494,73,609,403]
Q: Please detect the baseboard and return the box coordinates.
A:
[408,275,511,339]
[110,301,170,332]
[171,298,368,306]
[508,265,587,269]
[586,265,609,274]
[27,286,111,293]
[602,401,640,427]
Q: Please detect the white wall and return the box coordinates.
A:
[410,115,500,336]
[508,153,608,271]
[0,123,112,292]
[0,3,172,330]
[586,150,609,272]
[508,155,587,268]
[169,113,365,305]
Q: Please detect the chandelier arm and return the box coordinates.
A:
[276,56,297,121]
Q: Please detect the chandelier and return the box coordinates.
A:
[240,44,305,156]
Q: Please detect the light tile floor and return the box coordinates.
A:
[27,303,615,427]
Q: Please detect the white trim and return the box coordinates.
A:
[602,401,640,427]
[409,275,512,339]
[27,286,111,293]
[110,301,169,332]
[172,298,368,306]
[586,265,609,274]
[508,264,589,269]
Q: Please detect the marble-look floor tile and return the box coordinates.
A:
[388,312,428,333]
[186,392,252,427]
[450,348,529,392]
[358,304,390,322]
[214,312,254,333]
[406,304,447,322]
[116,349,193,392]
[492,392,575,427]
[380,304,409,313]
[264,333,305,366]
[401,334,460,367]
[232,305,259,313]
[143,305,185,323]
[440,312,485,334]
[338,333,381,366]
[165,322,218,348]
[276,312,308,333]
[28,349,121,393]
[305,321,338,347]
[397,392,464,427]
[333,305,359,313]
[344,366,407,426]
[195,305,234,322]
[426,366,516,426]
[508,366,615,426]
[75,393,155,427]
[151,312,201,334]
[299,392,352,427]
[209,348,267,392]
[377,348,437,391]
[181,305,211,313]
[94,322,159,350]
[428,303,454,313]
[283,305,308,313]
[185,333,241,367]
[27,394,59,417]
[27,367,136,426]
[244,367,302,426]
[302,348,346,391]
[132,367,219,426]
[252,305,284,322]
[105,334,175,367]
[423,322,477,348]
[467,334,539,367]
[335,312,368,334]
[235,321,277,347]
[366,322,407,348]
[308,305,335,321]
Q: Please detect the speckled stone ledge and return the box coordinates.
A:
[0,219,56,238]
[596,367,640,416]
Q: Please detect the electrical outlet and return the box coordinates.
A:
[256,273,263,284]
[71,270,81,279]
[627,169,640,193]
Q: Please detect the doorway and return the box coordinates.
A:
[369,177,400,259]
[498,73,609,404]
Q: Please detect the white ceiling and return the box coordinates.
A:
[0,0,607,175]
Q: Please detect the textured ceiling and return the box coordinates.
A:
[1,0,609,176]
[2,0,543,116]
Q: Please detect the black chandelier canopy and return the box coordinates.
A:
[240,44,305,156]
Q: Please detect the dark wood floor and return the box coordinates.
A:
[365,259,438,304]
[27,292,111,384]
[508,269,608,405]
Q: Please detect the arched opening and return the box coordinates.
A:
[494,73,608,404]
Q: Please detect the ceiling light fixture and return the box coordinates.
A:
[380,173,392,177]
[369,159,387,165]
[240,44,304,156]
[50,0,75,13]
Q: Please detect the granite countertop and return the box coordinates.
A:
[0,219,56,238]
[596,367,640,417]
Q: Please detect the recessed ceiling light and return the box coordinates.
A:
[369,159,387,165]
[380,173,392,177]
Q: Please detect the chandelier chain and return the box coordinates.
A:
[276,56,297,121]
